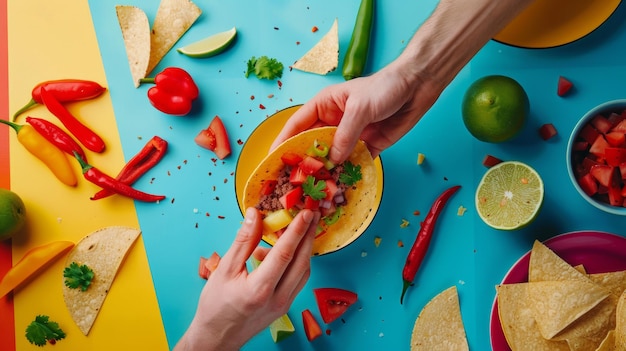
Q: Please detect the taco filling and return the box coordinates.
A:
[243,126,378,255]
[255,140,362,237]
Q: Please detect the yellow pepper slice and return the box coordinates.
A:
[0,240,75,298]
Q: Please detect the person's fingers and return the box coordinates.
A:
[270,103,320,151]
[329,106,368,164]
[252,246,270,263]
[250,210,316,290]
[219,207,263,276]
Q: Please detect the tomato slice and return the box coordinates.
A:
[279,186,303,210]
[301,309,322,341]
[289,166,307,185]
[194,116,232,159]
[304,196,320,210]
[313,287,358,324]
[299,156,325,175]
[323,179,338,201]
[260,180,278,195]
[281,152,303,166]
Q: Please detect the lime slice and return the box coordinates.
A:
[177,27,237,58]
[475,161,544,230]
[269,314,296,343]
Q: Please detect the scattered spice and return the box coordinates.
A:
[259,104,266,110]
[312,26,319,32]
[397,240,404,248]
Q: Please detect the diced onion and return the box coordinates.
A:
[319,200,332,209]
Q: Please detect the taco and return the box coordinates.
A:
[243,127,378,255]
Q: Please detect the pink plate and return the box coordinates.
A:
[489,231,626,350]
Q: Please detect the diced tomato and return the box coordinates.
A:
[611,119,626,133]
[198,252,221,280]
[608,112,625,126]
[605,132,626,147]
[281,152,303,166]
[304,196,320,210]
[279,187,303,210]
[302,309,322,341]
[605,147,626,167]
[313,168,333,180]
[538,123,558,141]
[579,124,601,144]
[608,183,623,206]
[313,288,358,324]
[591,114,612,134]
[620,162,626,180]
[299,156,325,175]
[260,180,278,195]
[590,164,616,188]
[289,166,307,185]
[578,173,598,197]
[482,154,503,168]
[573,141,590,151]
[195,116,232,159]
[557,76,573,97]
[589,135,610,158]
[323,179,338,201]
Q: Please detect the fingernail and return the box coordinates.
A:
[244,207,257,224]
[302,210,314,224]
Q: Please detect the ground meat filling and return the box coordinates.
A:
[256,163,351,213]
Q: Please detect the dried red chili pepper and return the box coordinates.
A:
[91,136,168,200]
[74,153,165,203]
[40,86,106,153]
[13,79,106,121]
[25,116,87,163]
[139,67,199,116]
[400,185,460,304]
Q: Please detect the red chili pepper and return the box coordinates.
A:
[139,67,199,116]
[400,185,460,304]
[13,79,106,121]
[74,153,165,203]
[25,116,88,162]
[91,136,168,200]
[40,86,106,153]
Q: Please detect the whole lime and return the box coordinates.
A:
[462,75,529,143]
[0,188,26,240]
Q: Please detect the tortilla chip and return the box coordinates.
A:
[62,226,141,335]
[496,283,570,351]
[410,286,469,351]
[528,280,609,340]
[529,240,589,282]
[292,19,338,75]
[116,5,151,87]
[616,289,626,349]
[596,329,616,351]
[147,0,201,75]
[243,126,378,256]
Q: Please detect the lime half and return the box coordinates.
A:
[475,161,544,230]
[177,27,237,58]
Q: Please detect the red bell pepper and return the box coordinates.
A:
[140,67,199,116]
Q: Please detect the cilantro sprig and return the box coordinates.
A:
[25,315,66,347]
[245,56,284,80]
[63,262,95,292]
[302,175,326,200]
[338,161,362,186]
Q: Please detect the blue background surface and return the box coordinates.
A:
[88,1,626,350]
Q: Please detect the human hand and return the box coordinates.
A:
[174,207,320,351]
[270,61,445,164]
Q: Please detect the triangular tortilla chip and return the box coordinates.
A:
[147,0,201,75]
[292,19,338,75]
[116,5,151,87]
[410,286,469,351]
[596,330,616,351]
[529,240,589,282]
[63,226,141,335]
[528,280,609,340]
[496,283,570,351]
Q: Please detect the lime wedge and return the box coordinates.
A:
[269,314,296,343]
[475,161,544,230]
[177,27,237,58]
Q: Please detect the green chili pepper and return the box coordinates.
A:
[342,0,374,80]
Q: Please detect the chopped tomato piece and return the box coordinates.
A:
[589,135,610,158]
[279,187,303,210]
[323,179,338,201]
[591,114,612,134]
[557,76,573,97]
[281,152,303,166]
[299,156,325,175]
[590,164,616,188]
[260,180,278,195]
[302,309,322,341]
[195,116,232,159]
[289,166,307,185]
[198,252,221,280]
[578,173,598,197]
[482,154,503,168]
[304,196,320,210]
[313,168,332,180]
[579,124,601,144]
[538,123,558,141]
[605,147,626,167]
[605,132,626,147]
[313,287,358,324]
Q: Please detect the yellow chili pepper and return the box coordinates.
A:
[0,119,77,186]
[0,240,75,298]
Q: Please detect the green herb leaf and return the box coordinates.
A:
[339,161,362,186]
[25,315,66,347]
[245,56,284,80]
[302,176,326,200]
[63,262,94,292]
